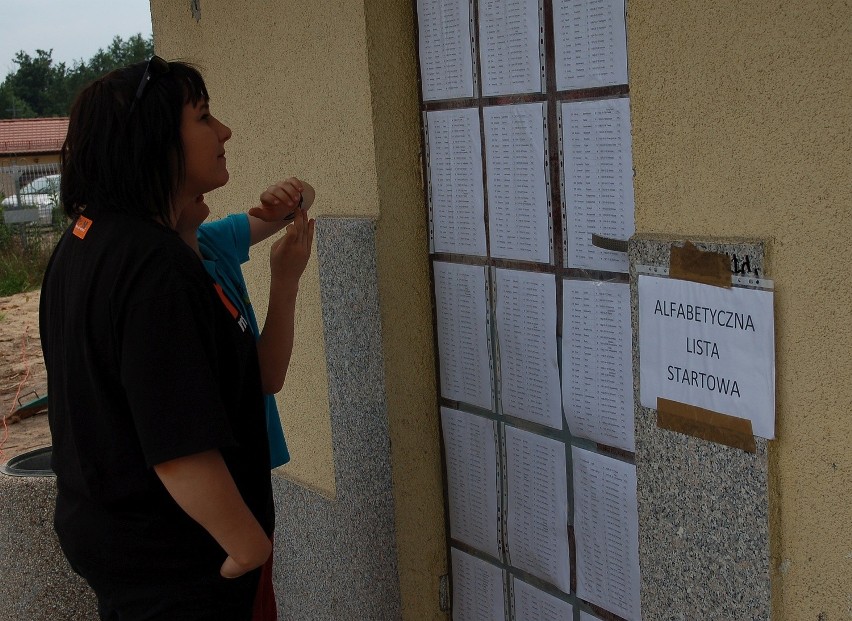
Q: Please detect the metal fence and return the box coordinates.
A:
[0,162,62,226]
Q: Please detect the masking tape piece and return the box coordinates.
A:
[669,241,731,288]
[656,397,756,453]
[591,233,629,253]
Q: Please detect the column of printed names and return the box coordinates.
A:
[512,577,574,620]
[505,426,571,593]
[417,0,475,100]
[478,0,544,96]
[417,0,637,617]
[553,0,628,90]
[426,108,487,256]
[562,279,634,451]
[561,97,634,272]
[494,269,561,428]
[433,262,493,410]
[441,407,501,557]
[572,447,641,621]
[483,103,552,263]
[451,548,506,621]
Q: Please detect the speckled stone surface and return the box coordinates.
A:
[272,217,401,620]
[629,235,771,621]
[0,473,98,621]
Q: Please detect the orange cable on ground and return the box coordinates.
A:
[0,326,33,461]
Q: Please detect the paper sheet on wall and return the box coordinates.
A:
[553,0,628,90]
[572,447,641,621]
[579,612,602,621]
[562,279,634,451]
[484,103,552,264]
[505,426,571,593]
[638,274,776,438]
[417,0,475,100]
[451,547,507,621]
[426,109,487,256]
[512,576,574,620]
[561,98,634,272]
[434,262,494,410]
[494,269,561,428]
[478,0,544,95]
[441,407,501,557]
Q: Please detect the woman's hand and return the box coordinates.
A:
[152,450,272,580]
[219,538,272,579]
[269,202,315,287]
[249,177,315,223]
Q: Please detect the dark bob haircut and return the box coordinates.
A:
[60,59,209,224]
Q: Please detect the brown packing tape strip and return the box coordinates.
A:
[656,397,756,453]
[669,241,731,288]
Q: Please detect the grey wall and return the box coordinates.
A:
[272,217,402,620]
[629,235,771,621]
[0,474,98,620]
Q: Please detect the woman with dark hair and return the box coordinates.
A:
[39,57,303,620]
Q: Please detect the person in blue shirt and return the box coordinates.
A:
[179,177,315,469]
[175,177,315,621]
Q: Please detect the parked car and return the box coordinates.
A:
[1,174,61,225]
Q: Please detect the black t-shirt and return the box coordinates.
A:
[39,210,273,581]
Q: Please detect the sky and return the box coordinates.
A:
[0,0,153,78]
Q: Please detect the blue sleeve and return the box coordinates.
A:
[198,214,251,265]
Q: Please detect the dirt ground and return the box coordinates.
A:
[0,290,51,465]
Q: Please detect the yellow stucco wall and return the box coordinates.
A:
[627,1,851,618]
[151,0,376,497]
[0,154,60,168]
[151,1,446,618]
[363,0,447,617]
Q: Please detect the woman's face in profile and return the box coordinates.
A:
[179,99,232,200]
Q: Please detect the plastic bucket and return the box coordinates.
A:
[0,446,54,477]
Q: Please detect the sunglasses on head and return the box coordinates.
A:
[128,55,170,115]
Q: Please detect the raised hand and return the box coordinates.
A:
[269,201,315,286]
[249,177,315,223]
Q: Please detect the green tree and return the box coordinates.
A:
[0,82,36,118]
[67,34,154,105]
[3,49,67,117]
[0,34,154,119]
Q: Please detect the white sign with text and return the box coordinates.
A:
[638,275,776,439]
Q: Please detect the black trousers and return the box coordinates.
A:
[84,567,261,621]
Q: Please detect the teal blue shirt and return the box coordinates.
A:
[197,214,290,468]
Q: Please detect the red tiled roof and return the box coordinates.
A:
[0,117,69,155]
